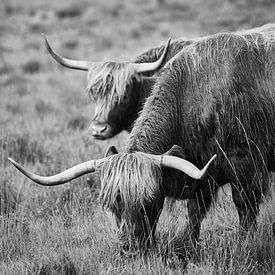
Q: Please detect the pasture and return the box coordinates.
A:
[1,0,275,273]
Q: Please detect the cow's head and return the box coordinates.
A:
[42,34,171,139]
[100,148,164,253]
[8,146,216,255]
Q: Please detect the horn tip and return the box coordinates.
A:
[41,34,52,52]
[8,157,17,166]
[207,154,217,166]
[41,33,48,42]
[41,33,47,41]
[8,157,14,162]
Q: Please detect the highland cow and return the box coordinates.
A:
[10,30,275,259]
[42,34,193,139]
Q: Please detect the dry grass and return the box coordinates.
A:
[1,0,275,273]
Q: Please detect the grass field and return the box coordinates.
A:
[1,0,275,273]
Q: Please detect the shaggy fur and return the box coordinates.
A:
[86,40,194,102]
[87,23,275,139]
[101,29,275,257]
[86,40,194,138]
[99,152,162,218]
[87,62,139,106]
[133,39,194,75]
[129,31,275,158]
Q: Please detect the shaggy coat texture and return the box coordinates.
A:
[88,23,275,139]
[100,30,275,256]
[87,39,193,138]
[133,39,194,73]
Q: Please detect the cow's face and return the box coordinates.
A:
[87,62,140,139]
[100,150,164,255]
[42,35,171,139]
[115,193,164,256]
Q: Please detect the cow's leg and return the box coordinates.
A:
[231,176,262,232]
[226,144,269,232]
[167,181,218,261]
[184,182,218,246]
[229,161,269,232]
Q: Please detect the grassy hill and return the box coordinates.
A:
[1,0,275,273]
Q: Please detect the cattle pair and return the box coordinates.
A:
[10,24,275,261]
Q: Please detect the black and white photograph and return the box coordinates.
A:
[1,0,275,273]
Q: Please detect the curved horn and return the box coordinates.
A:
[8,157,105,186]
[132,38,172,73]
[151,154,217,180]
[41,33,95,71]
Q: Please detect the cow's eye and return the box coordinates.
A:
[113,98,119,108]
[106,74,112,83]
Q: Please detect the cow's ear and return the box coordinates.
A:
[105,145,119,157]
[164,145,185,158]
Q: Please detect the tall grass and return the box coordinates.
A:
[0,178,274,273]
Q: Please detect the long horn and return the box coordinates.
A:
[41,33,96,71]
[151,154,217,180]
[8,157,105,186]
[132,38,172,73]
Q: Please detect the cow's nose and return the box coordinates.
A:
[93,124,107,134]
[91,123,107,134]
[90,122,111,139]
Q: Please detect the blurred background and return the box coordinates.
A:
[0,0,275,273]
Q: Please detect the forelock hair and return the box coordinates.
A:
[99,152,162,219]
[86,62,140,104]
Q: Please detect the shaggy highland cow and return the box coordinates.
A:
[42,34,193,139]
[10,30,275,259]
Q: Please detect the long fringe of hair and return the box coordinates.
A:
[86,62,140,105]
[99,152,162,218]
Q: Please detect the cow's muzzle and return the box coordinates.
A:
[90,122,113,139]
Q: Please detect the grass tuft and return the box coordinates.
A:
[4,4,21,15]
[0,64,12,76]
[64,40,78,50]
[35,100,55,117]
[5,102,23,115]
[66,115,89,131]
[56,5,82,19]
[21,60,41,74]
[32,255,77,275]
[0,179,20,215]
[1,132,48,165]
